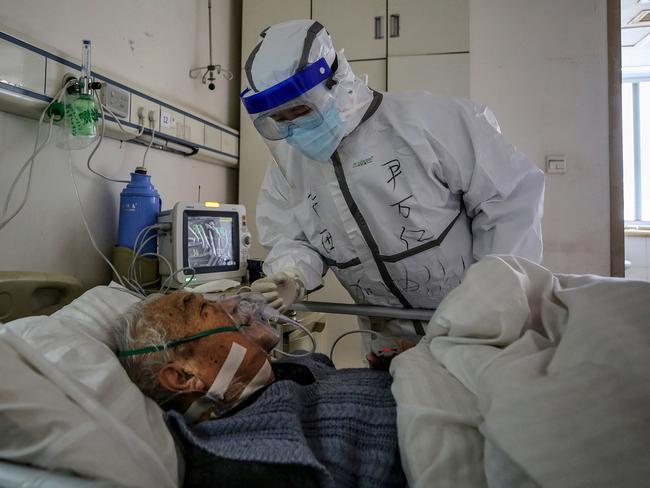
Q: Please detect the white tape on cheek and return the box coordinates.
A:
[239,359,273,400]
[207,342,247,401]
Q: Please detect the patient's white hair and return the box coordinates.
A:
[114,294,180,405]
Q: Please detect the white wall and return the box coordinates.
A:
[0,0,242,126]
[470,0,611,275]
[625,236,650,280]
[0,0,241,287]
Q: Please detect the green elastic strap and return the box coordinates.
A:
[117,325,242,357]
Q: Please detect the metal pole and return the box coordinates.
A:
[291,301,435,321]
[207,0,213,66]
[633,83,642,221]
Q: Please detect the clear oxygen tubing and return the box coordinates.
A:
[329,329,381,365]
[141,122,156,168]
[0,80,75,232]
[4,79,168,296]
[129,235,160,288]
[211,293,317,359]
[1,77,144,294]
[127,223,199,294]
[258,305,317,358]
[128,223,165,287]
[86,90,130,184]
[86,89,149,185]
[160,266,196,294]
[69,145,195,297]
[100,102,145,141]
[66,148,134,293]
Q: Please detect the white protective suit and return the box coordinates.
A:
[246,20,544,338]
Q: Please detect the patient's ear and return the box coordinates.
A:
[159,362,207,392]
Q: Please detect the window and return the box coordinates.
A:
[623,79,650,223]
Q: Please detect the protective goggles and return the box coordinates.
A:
[241,57,334,141]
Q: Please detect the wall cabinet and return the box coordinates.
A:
[386,0,469,56]
[312,0,469,60]
[241,0,468,95]
[311,0,469,96]
[312,0,387,61]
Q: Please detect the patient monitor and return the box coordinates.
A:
[158,202,251,288]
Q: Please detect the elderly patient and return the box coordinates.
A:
[115,291,409,488]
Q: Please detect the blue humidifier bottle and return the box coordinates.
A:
[117,167,161,253]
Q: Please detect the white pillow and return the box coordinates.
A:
[0,285,180,488]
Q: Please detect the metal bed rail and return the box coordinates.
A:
[291,301,435,321]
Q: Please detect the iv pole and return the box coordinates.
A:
[189,0,233,90]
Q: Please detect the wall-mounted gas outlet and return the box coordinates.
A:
[99,82,130,119]
[130,94,160,131]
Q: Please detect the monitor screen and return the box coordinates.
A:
[183,210,240,274]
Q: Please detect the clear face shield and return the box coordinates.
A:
[241,58,346,162]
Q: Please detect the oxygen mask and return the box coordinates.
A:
[205,292,316,357]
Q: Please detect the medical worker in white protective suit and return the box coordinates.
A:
[243,20,544,342]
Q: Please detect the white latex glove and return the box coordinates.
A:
[251,268,305,313]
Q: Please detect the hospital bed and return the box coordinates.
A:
[0,460,117,488]
[1,257,649,488]
[0,275,428,488]
[0,271,83,322]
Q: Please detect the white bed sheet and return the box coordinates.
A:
[391,255,650,487]
[0,285,180,488]
[390,343,486,487]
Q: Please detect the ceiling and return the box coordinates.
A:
[621,0,650,69]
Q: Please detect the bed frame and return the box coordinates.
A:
[0,272,83,323]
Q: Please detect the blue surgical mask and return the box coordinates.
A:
[286,101,347,162]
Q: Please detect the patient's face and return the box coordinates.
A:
[144,292,277,400]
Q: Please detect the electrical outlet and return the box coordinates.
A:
[546,156,567,174]
[130,94,160,131]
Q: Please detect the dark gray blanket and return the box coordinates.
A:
[166,354,406,488]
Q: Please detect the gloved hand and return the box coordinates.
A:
[250,268,306,313]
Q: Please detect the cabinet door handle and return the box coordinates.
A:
[374,16,384,39]
[390,14,400,38]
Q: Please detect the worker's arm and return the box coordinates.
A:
[256,161,328,293]
[429,99,544,263]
